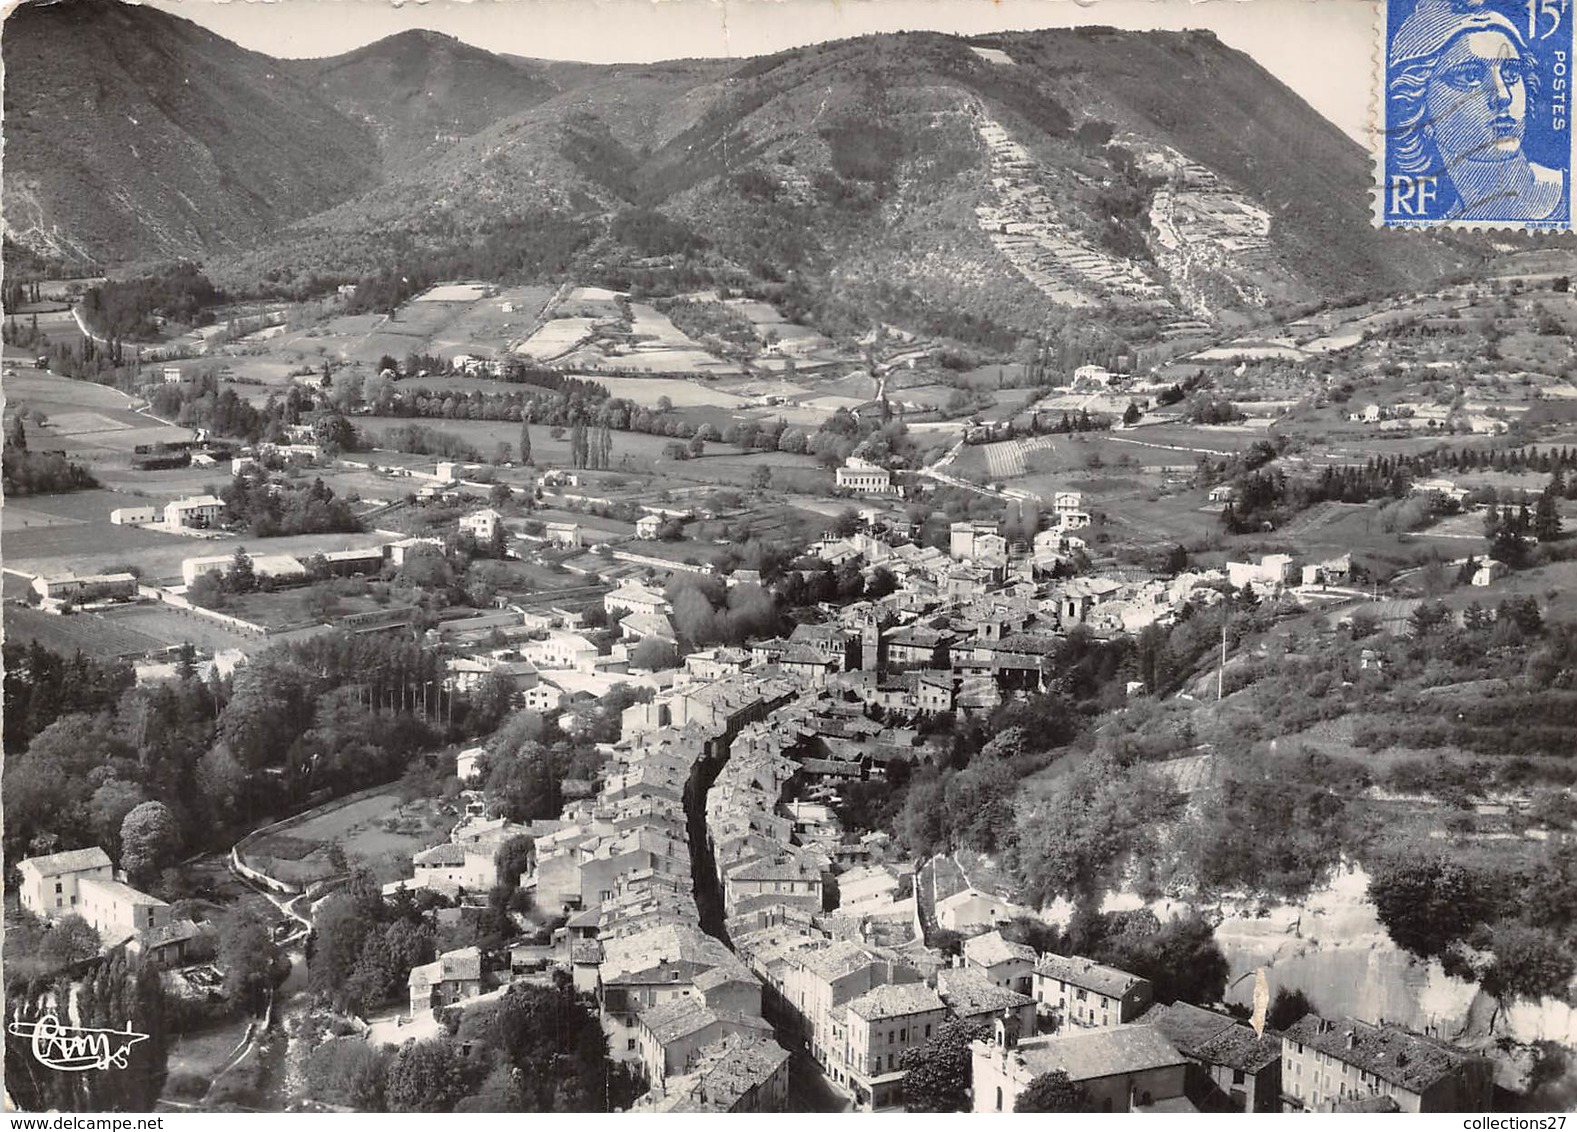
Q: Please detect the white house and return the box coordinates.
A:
[163,495,226,531]
[161,365,183,384]
[1227,554,1295,591]
[79,877,170,942]
[456,747,486,784]
[636,514,663,540]
[32,573,138,603]
[110,506,159,526]
[836,457,893,495]
[545,522,583,549]
[437,462,460,484]
[1073,365,1114,386]
[460,509,504,543]
[605,582,672,619]
[16,847,114,919]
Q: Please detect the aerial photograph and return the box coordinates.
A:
[2,0,1574,1115]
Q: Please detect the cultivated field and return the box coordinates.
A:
[101,605,263,652]
[243,790,457,886]
[3,518,192,579]
[355,416,675,468]
[5,525,391,586]
[3,605,166,660]
[593,376,752,408]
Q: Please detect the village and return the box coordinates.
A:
[6,255,1577,1115]
[7,437,1522,1111]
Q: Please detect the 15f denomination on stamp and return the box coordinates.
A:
[1380,0,1573,229]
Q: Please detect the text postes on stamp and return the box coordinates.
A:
[1380,0,1573,229]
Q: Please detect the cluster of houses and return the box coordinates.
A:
[1346,401,1510,436]
[110,493,225,533]
[524,675,804,1112]
[15,846,201,966]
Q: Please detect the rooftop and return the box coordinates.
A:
[846,981,944,1022]
[1035,952,1149,1000]
[1011,1024,1185,1083]
[1137,1001,1237,1054]
[963,929,1037,969]
[1283,1014,1476,1095]
[79,877,167,907]
[18,846,112,877]
[936,967,1035,1018]
[637,1032,790,1112]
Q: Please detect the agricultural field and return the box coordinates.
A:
[219,589,385,632]
[3,605,166,660]
[672,450,831,492]
[7,526,391,587]
[515,316,600,360]
[354,415,676,469]
[100,604,263,653]
[3,517,192,580]
[242,790,457,886]
[592,376,752,409]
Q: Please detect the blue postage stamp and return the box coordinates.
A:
[1380,0,1573,229]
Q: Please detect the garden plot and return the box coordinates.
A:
[413,282,491,303]
[593,376,750,408]
[515,318,600,360]
[243,791,457,886]
[4,606,166,661]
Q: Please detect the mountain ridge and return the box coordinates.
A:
[3,3,1476,342]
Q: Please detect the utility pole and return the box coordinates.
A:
[1218,606,1227,703]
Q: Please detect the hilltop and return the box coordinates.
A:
[4,5,1476,341]
[1,0,381,269]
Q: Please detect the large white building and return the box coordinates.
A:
[605,582,672,619]
[16,847,114,919]
[836,458,893,495]
[31,573,139,603]
[182,552,309,588]
[163,495,226,531]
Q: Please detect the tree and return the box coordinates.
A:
[229,547,257,594]
[384,1038,474,1112]
[90,779,147,860]
[40,913,106,968]
[307,1038,390,1110]
[751,465,773,491]
[1535,484,1563,542]
[1122,402,1141,426]
[1097,911,1229,1006]
[519,422,532,465]
[1368,857,1492,958]
[218,905,279,1014]
[899,1020,985,1112]
[7,951,169,1111]
[495,834,535,890]
[630,636,678,671]
[1479,923,1576,1017]
[1014,1069,1090,1112]
[1266,986,1317,1031]
[119,801,181,888]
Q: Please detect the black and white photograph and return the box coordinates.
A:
[2,0,1575,1117]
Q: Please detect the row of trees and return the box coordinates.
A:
[3,415,99,496]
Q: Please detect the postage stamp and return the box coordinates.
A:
[1379,0,1574,229]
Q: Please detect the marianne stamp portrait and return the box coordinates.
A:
[1381,0,1574,228]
